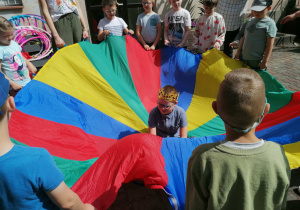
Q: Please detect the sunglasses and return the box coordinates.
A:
[105,9,117,13]
[157,102,174,109]
[142,2,152,5]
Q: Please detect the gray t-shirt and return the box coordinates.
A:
[148,105,188,137]
[136,12,161,43]
[164,8,191,46]
[242,17,277,61]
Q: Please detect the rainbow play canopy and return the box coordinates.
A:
[9,36,300,210]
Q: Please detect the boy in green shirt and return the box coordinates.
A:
[185,68,290,210]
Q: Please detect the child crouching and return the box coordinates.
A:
[148,85,187,138]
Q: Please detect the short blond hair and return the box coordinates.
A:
[217,68,266,129]
[0,16,13,33]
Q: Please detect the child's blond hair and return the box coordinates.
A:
[0,16,13,33]
[217,68,266,129]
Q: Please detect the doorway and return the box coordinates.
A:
[85,0,144,43]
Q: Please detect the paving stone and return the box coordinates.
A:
[269,46,300,91]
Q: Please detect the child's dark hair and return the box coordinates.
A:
[102,0,117,7]
[0,100,7,122]
[203,0,218,7]
[0,16,13,33]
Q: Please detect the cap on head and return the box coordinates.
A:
[250,0,272,11]
[0,73,9,109]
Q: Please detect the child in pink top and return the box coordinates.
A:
[192,0,226,53]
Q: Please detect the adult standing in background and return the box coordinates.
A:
[39,0,89,52]
[216,0,249,58]
[280,10,300,24]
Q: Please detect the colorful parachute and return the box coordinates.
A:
[9,36,300,210]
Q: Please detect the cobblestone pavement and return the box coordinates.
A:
[268,46,300,92]
[269,45,300,209]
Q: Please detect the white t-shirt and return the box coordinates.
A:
[136,12,161,43]
[220,139,265,149]
[0,41,30,87]
[97,17,128,37]
[164,8,191,46]
[46,0,80,22]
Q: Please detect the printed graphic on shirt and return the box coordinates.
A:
[167,16,185,45]
[56,0,77,13]
[5,52,29,81]
[192,13,226,53]
[150,18,157,26]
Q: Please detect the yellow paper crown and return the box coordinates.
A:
[158,89,179,103]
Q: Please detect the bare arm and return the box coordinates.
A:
[234,35,245,59]
[97,29,110,42]
[164,25,170,45]
[24,57,37,74]
[39,0,65,47]
[259,36,274,69]
[192,19,200,49]
[148,127,156,136]
[123,28,129,35]
[136,25,149,50]
[229,21,247,48]
[76,2,89,39]
[151,22,161,49]
[280,10,300,24]
[123,28,134,36]
[180,126,187,138]
[0,61,22,91]
[46,182,95,210]
[177,26,191,48]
